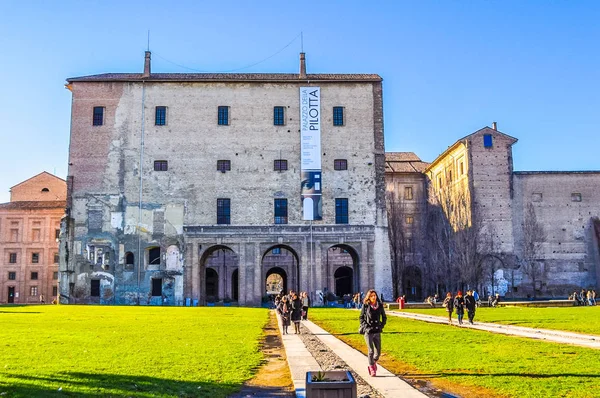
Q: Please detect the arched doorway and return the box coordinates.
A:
[231,269,239,301]
[205,268,218,301]
[265,267,287,296]
[403,266,422,302]
[334,266,353,297]
[262,245,299,294]
[201,245,238,302]
[326,245,359,297]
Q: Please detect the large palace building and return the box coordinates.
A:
[60,52,391,305]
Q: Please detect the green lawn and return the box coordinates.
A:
[0,305,269,397]
[309,308,600,398]
[402,306,600,335]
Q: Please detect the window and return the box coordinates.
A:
[90,280,100,297]
[155,106,167,126]
[54,253,59,264]
[274,106,285,126]
[30,286,38,297]
[459,161,465,175]
[334,159,348,170]
[272,248,281,255]
[274,159,288,171]
[154,160,168,171]
[41,188,49,192]
[55,229,60,240]
[532,192,543,202]
[32,228,41,242]
[53,272,58,280]
[406,216,414,225]
[148,247,161,265]
[31,253,39,264]
[52,286,58,296]
[335,198,349,224]
[8,272,16,280]
[274,199,288,224]
[152,278,163,296]
[93,107,104,126]
[217,160,231,172]
[571,193,582,202]
[437,175,443,188]
[125,252,134,266]
[218,106,229,125]
[9,253,17,263]
[31,272,38,280]
[404,186,413,200]
[10,228,19,242]
[483,134,493,148]
[217,198,231,224]
[448,170,453,182]
[333,107,344,126]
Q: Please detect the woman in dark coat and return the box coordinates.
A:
[359,289,387,377]
[443,292,454,325]
[277,296,291,334]
[454,291,465,325]
[290,292,303,334]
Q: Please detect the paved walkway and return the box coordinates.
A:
[276,314,427,398]
[388,310,600,349]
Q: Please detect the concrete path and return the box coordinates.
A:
[389,310,600,349]
[276,313,427,398]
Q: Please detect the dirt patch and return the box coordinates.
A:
[228,312,294,398]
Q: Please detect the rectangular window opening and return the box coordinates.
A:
[335,198,349,224]
[155,106,167,126]
[483,134,493,148]
[274,106,285,126]
[218,106,229,125]
[9,253,17,263]
[31,253,39,264]
[91,280,100,297]
[31,272,38,280]
[154,160,168,171]
[217,160,231,172]
[217,198,231,224]
[334,159,348,170]
[571,193,582,202]
[93,107,104,126]
[404,186,413,200]
[8,272,16,280]
[274,159,288,171]
[333,107,344,126]
[152,278,163,297]
[274,199,288,224]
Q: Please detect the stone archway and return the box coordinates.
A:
[326,244,360,298]
[262,245,300,294]
[265,267,287,297]
[201,245,238,303]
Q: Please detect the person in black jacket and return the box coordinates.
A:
[454,291,465,325]
[464,290,476,324]
[443,292,454,325]
[290,292,303,334]
[359,289,387,377]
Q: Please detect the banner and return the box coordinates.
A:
[300,87,322,220]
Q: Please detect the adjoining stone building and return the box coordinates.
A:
[60,52,392,306]
[0,172,66,304]
[387,124,600,298]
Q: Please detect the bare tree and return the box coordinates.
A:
[520,202,546,298]
[386,192,413,299]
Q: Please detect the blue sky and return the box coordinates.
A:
[1,0,599,203]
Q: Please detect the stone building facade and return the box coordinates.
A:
[387,124,600,298]
[61,52,392,306]
[0,172,66,304]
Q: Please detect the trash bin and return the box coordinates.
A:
[185,298,191,307]
[193,299,198,307]
[399,297,405,309]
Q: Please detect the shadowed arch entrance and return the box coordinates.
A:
[326,244,360,297]
[200,245,238,303]
[262,245,300,295]
[265,267,287,296]
[403,266,422,302]
[334,266,353,296]
[205,268,218,300]
[231,269,239,301]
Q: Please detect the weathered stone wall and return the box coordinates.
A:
[63,78,391,305]
[513,172,600,294]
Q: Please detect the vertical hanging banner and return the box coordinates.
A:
[300,87,322,221]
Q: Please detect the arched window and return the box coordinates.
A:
[41,188,50,192]
[125,252,134,265]
[148,247,161,265]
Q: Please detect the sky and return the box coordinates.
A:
[1,0,599,203]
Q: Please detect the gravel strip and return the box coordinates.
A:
[298,323,385,398]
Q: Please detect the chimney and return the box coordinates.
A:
[143,51,151,78]
[492,121,497,130]
[299,52,306,79]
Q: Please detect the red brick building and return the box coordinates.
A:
[0,172,66,304]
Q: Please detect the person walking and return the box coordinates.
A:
[290,292,303,334]
[443,292,454,325]
[277,296,291,334]
[301,291,310,321]
[465,290,477,325]
[359,289,387,377]
[454,291,465,325]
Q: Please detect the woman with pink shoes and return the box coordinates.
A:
[358,289,387,377]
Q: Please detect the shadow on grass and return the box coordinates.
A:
[312,331,408,336]
[2,372,241,397]
[405,372,600,379]
[0,311,41,314]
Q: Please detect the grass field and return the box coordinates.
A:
[309,308,600,398]
[402,305,600,335]
[0,305,269,397]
